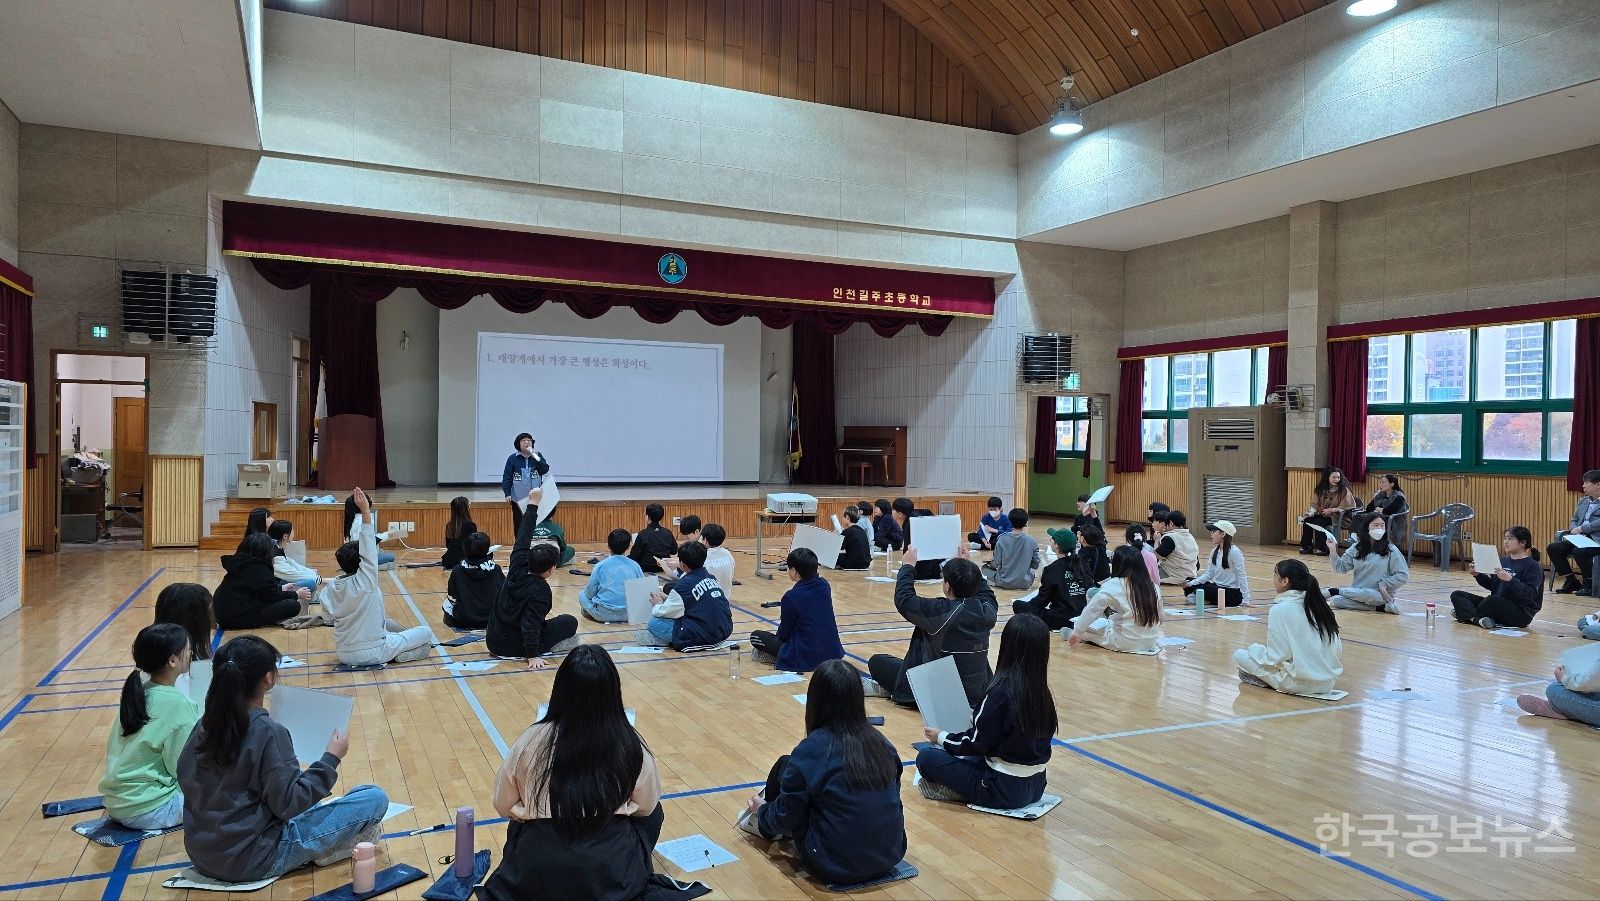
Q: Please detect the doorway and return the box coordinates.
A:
[53,353,147,546]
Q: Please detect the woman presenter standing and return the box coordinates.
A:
[502,432,550,533]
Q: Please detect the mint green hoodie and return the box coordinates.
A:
[99,683,199,820]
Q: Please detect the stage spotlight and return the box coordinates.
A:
[1049,102,1082,136]
[1347,0,1397,16]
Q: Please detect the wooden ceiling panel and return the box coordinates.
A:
[266,0,1334,133]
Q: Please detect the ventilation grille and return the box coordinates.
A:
[1204,418,1256,441]
[1017,333,1074,385]
[1203,477,1256,529]
[117,264,218,352]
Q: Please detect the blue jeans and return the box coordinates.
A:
[265,784,389,877]
[647,616,676,643]
[377,551,396,566]
[1547,683,1600,728]
[287,577,318,592]
[1578,617,1600,641]
[578,594,627,623]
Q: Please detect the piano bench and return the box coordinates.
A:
[845,461,871,486]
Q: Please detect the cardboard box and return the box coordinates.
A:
[238,460,289,499]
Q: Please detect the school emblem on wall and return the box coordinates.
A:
[657,252,688,285]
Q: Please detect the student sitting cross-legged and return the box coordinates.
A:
[636,540,733,651]
[1066,545,1163,654]
[1328,517,1409,614]
[1235,559,1344,696]
[915,613,1055,809]
[487,492,582,669]
[578,528,646,624]
[322,488,436,667]
[737,659,907,886]
[864,544,997,708]
[981,508,1039,590]
[101,623,198,832]
[178,635,389,883]
[1516,642,1600,727]
[1013,528,1093,630]
[628,504,679,574]
[443,532,504,630]
[268,520,319,593]
[483,646,692,900]
[703,523,737,593]
[1451,526,1544,630]
[1184,521,1252,608]
[968,496,1012,550]
[750,548,845,671]
[871,498,904,553]
[213,533,310,630]
[835,509,872,570]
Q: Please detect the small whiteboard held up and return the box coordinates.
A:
[905,655,972,734]
[536,476,560,524]
[625,576,658,624]
[908,515,962,560]
[268,684,355,764]
[791,525,845,569]
[1086,485,1114,505]
[1471,543,1503,576]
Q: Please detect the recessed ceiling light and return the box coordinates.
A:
[1347,0,1398,16]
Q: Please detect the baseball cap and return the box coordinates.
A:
[1045,527,1077,551]
[1206,520,1237,537]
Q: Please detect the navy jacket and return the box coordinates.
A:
[836,524,871,569]
[775,577,845,672]
[872,514,904,552]
[937,682,1052,769]
[499,451,549,500]
[668,568,733,650]
[1473,556,1545,618]
[757,727,906,886]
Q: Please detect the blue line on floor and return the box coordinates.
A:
[1056,740,1445,901]
[389,572,510,757]
[0,694,35,734]
[210,627,224,655]
[39,568,165,687]
[100,842,141,901]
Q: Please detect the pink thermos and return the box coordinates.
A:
[454,807,475,878]
[351,842,376,893]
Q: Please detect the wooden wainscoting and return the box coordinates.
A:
[147,456,204,548]
[1108,463,1189,524]
[24,454,54,553]
[1284,469,1580,549]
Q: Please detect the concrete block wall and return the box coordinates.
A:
[0,98,17,266]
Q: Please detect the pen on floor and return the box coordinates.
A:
[404,823,450,836]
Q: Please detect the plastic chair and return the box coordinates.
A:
[1408,503,1475,572]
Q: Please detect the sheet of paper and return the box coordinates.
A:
[1306,522,1341,548]
[1219,614,1258,622]
[1490,628,1529,637]
[441,660,499,672]
[1014,589,1039,604]
[1367,690,1431,701]
[656,834,737,873]
[831,514,843,533]
[905,655,973,734]
[753,672,805,685]
[1471,543,1503,576]
[791,524,845,570]
[865,576,896,583]
[625,576,658,625]
[382,802,413,822]
[1497,696,1522,709]
[539,704,634,725]
[615,646,665,654]
[1564,533,1599,549]
[286,539,308,566]
[1086,485,1114,505]
[1163,608,1197,617]
[792,694,807,705]
[277,656,305,669]
[907,515,962,560]
[184,659,212,706]
[537,475,559,523]
[268,684,355,764]
[1157,636,1194,647]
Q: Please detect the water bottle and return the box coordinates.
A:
[352,842,376,893]
[1425,603,1437,629]
[454,807,475,878]
[728,644,741,679]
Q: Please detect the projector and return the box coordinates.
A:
[766,493,818,514]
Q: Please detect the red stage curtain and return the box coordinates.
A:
[1327,339,1369,483]
[1032,396,1056,475]
[1267,344,1287,399]
[309,275,397,488]
[1569,317,1600,491]
[1115,360,1145,474]
[791,319,838,484]
[0,279,35,467]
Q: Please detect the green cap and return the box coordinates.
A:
[1046,527,1077,551]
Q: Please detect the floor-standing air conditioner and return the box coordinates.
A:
[1185,406,1285,546]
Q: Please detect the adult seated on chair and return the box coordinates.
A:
[1549,469,1600,598]
[1298,467,1357,556]
[1349,473,1407,537]
[864,545,996,708]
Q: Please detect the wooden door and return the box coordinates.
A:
[112,396,147,498]
[253,402,278,460]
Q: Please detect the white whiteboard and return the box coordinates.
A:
[473,332,723,482]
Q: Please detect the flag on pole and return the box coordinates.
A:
[787,382,802,472]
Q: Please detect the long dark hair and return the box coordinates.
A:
[239,532,276,563]
[1353,520,1393,559]
[534,646,648,841]
[1276,559,1339,643]
[446,496,473,540]
[1315,467,1347,499]
[804,660,899,790]
[1504,526,1541,562]
[990,615,1057,739]
[343,495,359,539]
[1124,523,1149,550]
[154,583,214,660]
[120,623,191,737]
[235,508,272,553]
[1212,531,1235,569]
[1111,545,1160,628]
[197,635,279,767]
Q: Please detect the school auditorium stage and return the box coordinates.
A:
[201,484,991,550]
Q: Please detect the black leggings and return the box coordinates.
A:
[533,615,580,654]
[749,630,781,658]
[1300,516,1333,552]
[1548,541,1599,580]
[1012,598,1074,630]
[867,655,910,705]
[1449,591,1534,628]
[1190,582,1243,607]
[217,597,302,629]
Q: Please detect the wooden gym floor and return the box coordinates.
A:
[2,519,1598,900]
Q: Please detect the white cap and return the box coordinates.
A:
[1208,520,1237,537]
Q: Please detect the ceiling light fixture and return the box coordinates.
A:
[1049,75,1083,136]
[1346,0,1397,16]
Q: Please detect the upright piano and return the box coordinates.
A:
[837,426,906,486]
